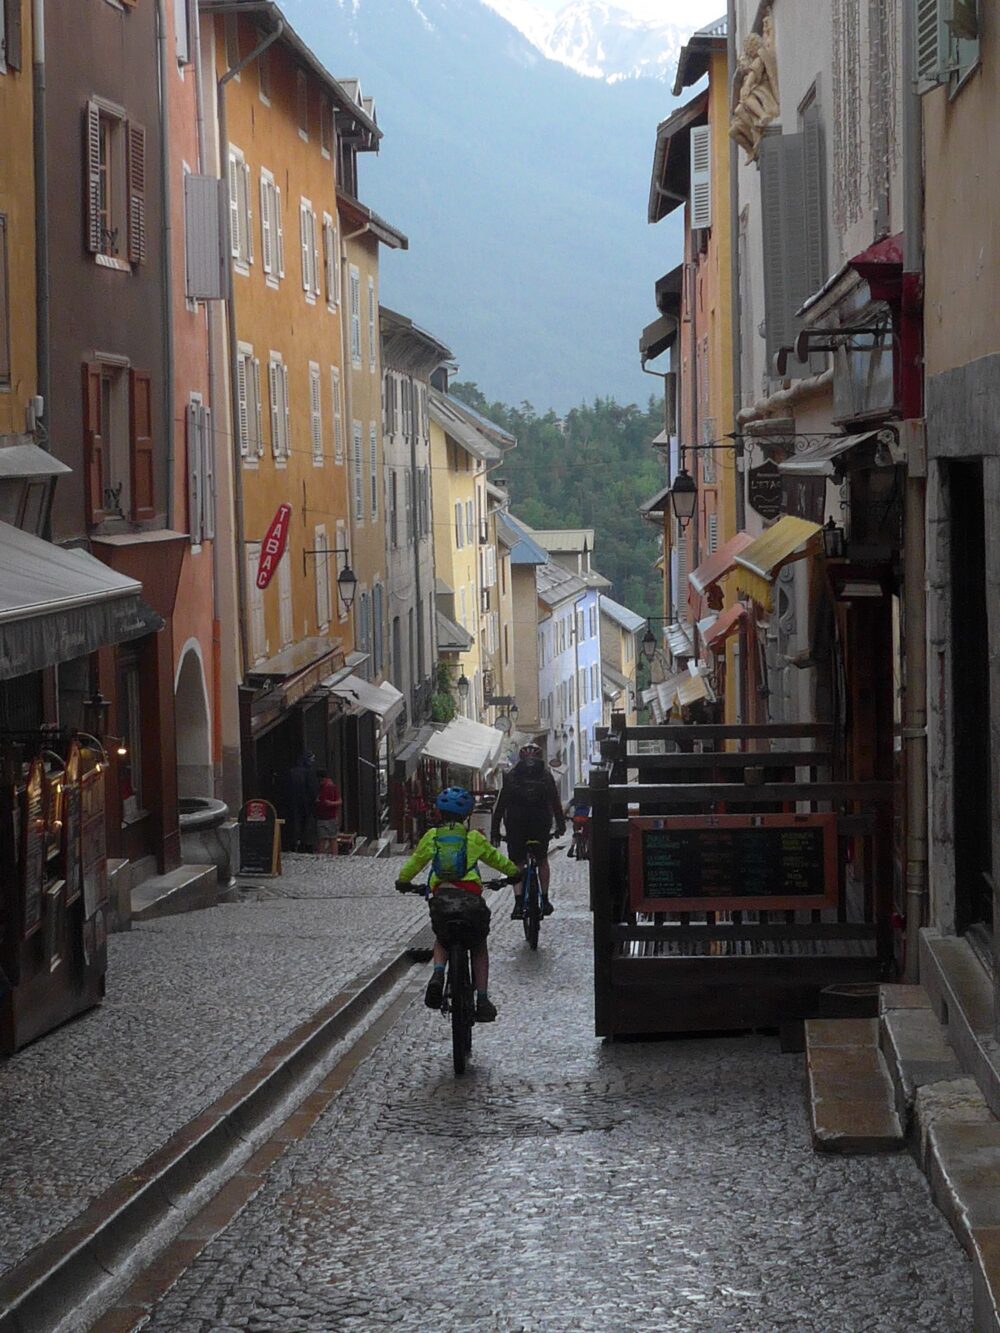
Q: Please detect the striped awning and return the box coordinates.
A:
[733,516,821,611]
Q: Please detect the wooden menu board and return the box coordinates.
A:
[628,814,838,913]
[238,799,281,876]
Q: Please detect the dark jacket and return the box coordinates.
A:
[490,762,565,841]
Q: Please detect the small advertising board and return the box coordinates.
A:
[628,813,838,914]
[238,799,281,876]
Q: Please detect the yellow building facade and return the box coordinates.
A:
[0,0,35,434]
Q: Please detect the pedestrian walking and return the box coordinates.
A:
[314,770,342,854]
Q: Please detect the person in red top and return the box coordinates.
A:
[314,771,342,854]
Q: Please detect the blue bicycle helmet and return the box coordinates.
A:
[436,786,474,818]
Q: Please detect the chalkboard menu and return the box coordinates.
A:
[628,814,837,913]
[238,799,281,877]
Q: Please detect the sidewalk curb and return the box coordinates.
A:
[0,922,434,1333]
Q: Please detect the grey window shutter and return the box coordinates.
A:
[187,402,203,545]
[175,0,190,63]
[759,131,812,380]
[184,175,229,300]
[5,0,22,70]
[915,0,948,85]
[202,406,215,539]
[802,109,827,296]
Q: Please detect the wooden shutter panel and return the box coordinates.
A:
[82,362,105,523]
[129,369,155,520]
[759,132,811,379]
[689,124,712,230]
[5,0,22,71]
[127,121,147,265]
[84,101,102,254]
[186,401,203,544]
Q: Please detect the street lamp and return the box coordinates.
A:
[336,563,358,612]
[642,627,657,661]
[821,517,846,559]
[668,467,698,527]
[509,701,519,726]
[457,673,470,701]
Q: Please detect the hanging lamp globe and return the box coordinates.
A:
[669,467,698,525]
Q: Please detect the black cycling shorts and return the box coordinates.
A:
[505,827,551,864]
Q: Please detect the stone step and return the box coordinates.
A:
[879,985,963,1128]
[131,864,219,922]
[366,836,394,859]
[805,1017,904,1153]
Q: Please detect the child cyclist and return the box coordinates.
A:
[395,786,521,1022]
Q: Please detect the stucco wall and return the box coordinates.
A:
[0,0,35,434]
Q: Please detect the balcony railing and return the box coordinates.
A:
[411,677,434,723]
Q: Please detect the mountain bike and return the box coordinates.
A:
[521,842,545,951]
[398,876,514,1075]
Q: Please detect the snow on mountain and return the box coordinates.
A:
[485,0,690,83]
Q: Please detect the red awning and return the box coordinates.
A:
[688,531,755,597]
[849,232,903,303]
[703,602,746,651]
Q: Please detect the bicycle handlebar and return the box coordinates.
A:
[395,875,518,895]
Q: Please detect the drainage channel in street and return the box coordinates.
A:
[87,973,425,1333]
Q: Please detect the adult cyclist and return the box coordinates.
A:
[490,743,566,920]
[396,787,520,1022]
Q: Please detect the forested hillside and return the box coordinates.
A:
[451,384,664,617]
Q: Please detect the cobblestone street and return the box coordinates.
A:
[0,857,427,1279]
[140,856,972,1332]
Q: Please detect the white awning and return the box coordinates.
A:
[422,716,503,775]
[326,673,404,730]
[777,431,880,477]
[0,521,161,679]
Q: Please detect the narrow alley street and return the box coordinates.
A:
[128,856,971,1333]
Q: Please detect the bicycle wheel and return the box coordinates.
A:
[449,943,472,1075]
[523,867,540,951]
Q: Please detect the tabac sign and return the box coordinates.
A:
[256,504,292,590]
[748,460,783,521]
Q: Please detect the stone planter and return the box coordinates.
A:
[179,797,234,885]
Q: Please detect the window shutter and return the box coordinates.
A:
[260,175,272,274]
[243,162,253,263]
[252,357,263,456]
[282,363,290,456]
[269,359,280,456]
[187,402,203,544]
[274,186,284,276]
[127,121,147,265]
[310,364,322,459]
[228,152,240,259]
[175,0,190,63]
[368,276,376,368]
[332,223,340,304]
[802,108,827,300]
[311,210,320,296]
[331,366,343,460]
[759,132,812,379]
[916,0,949,85]
[279,552,293,645]
[455,501,463,549]
[236,352,249,455]
[202,405,215,539]
[5,0,22,70]
[369,424,377,515]
[129,369,155,520]
[689,124,712,230]
[353,423,363,521]
[84,101,102,254]
[300,204,310,291]
[184,174,228,300]
[82,362,104,522]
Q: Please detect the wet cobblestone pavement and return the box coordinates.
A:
[0,856,426,1277]
[144,857,972,1331]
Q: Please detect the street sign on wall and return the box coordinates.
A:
[256,503,292,590]
[748,459,783,521]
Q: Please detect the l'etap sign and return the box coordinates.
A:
[256,504,292,590]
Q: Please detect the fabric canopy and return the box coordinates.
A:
[688,531,754,596]
[733,516,821,611]
[703,602,746,651]
[422,716,503,775]
[327,673,404,730]
[777,431,880,477]
[0,521,161,680]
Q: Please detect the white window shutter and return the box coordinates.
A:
[269,360,280,455]
[252,358,263,456]
[236,353,249,455]
[243,162,253,263]
[353,423,364,521]
[369,424,378,516]
[228,152,240,258]
[260,175,272,274]
[310,364,323,459]
[690,124,712,230]
[282,364,291,456]
[311,210,321,296]
[275,186,285,276]
[300,203,310,291]
[331,366,343,461]
[915,0,949,86]
[175,0,190,63]
[332,223,341,304]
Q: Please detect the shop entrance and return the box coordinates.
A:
[950,460,993,940]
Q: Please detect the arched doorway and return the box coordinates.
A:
[175,644,212,798]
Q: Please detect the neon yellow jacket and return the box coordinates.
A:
[397,822,519,891]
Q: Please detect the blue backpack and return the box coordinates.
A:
[432,826,469,881]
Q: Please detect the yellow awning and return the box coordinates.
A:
[733,516,821,611]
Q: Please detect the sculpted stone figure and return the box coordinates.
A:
[730,10,780,161]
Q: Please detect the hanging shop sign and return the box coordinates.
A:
[238,798,282,876]
[256,504,292,591]
[748,459,783,521]
[20,758,46,939]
